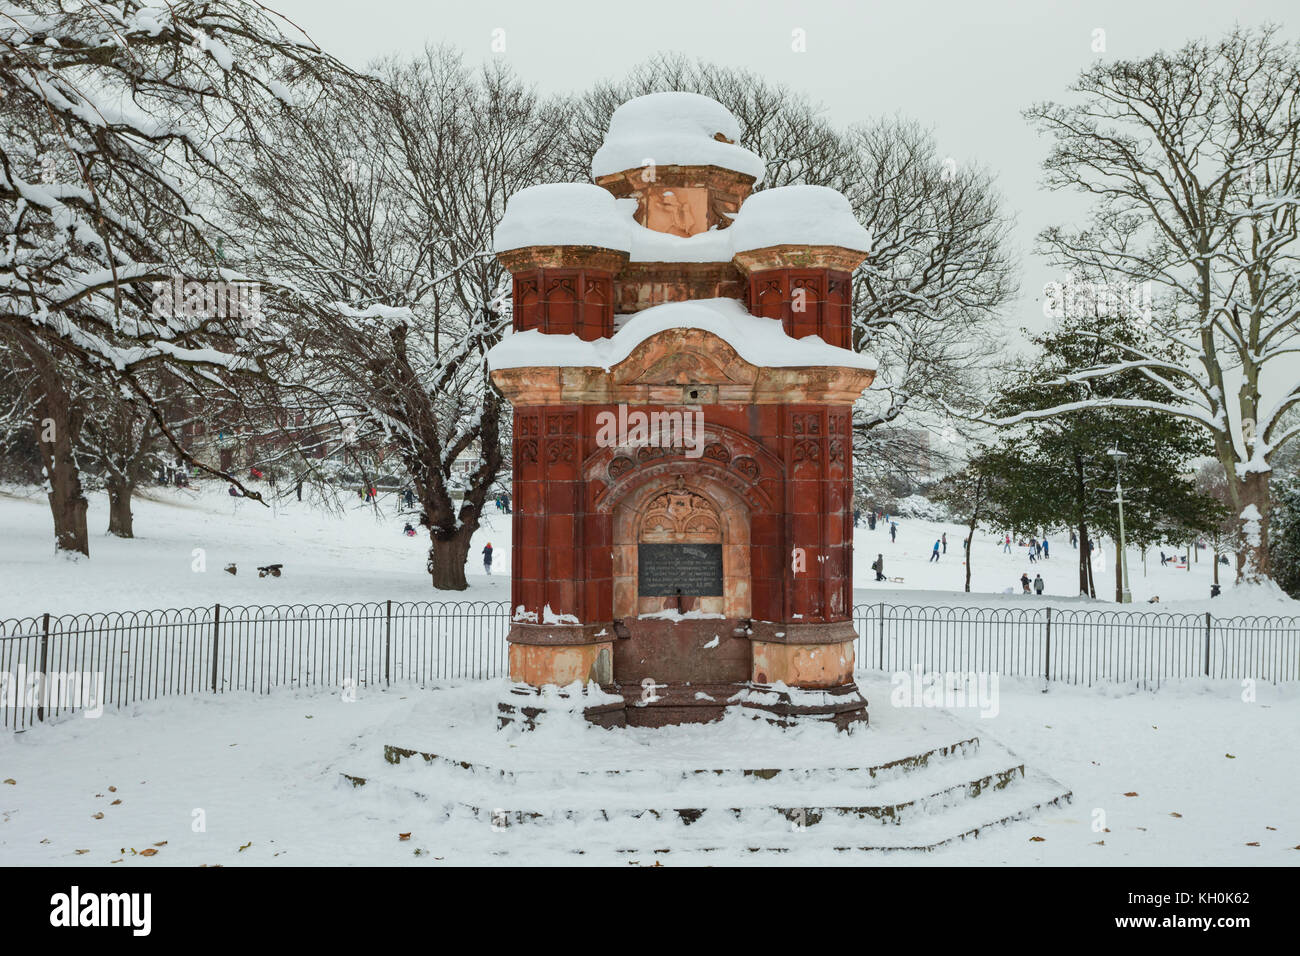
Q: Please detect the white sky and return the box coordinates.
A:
[268,0,1298,342]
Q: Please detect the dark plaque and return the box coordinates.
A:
[638,543,724,596]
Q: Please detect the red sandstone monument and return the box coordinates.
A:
[487,92,877,729]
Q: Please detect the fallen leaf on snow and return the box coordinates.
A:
[153,841,168,846]
[110,799,121,806]
[1245,842,1259,846]
[238,841,252,852]
[139,848,157,857]
[92,812,104,820]
[1170,812,1182,818]
[398,833,411,841]
[2,779,14,785]
[1029,836,1046,842]
[75,849,89,855]
[108,786,117,792]
[1225,753,1236,759]
[1123,792,1139,797]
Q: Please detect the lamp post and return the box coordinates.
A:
[1108,445,1133,604]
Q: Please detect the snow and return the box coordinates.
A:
[494,184,873,264]
[591,92,766,184]
[1,480,1291,622]
[727,185,873,254]
[486,297,878,374]
[2,676,1295,865]
[493,184,635,254]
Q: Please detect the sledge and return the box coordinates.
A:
[257,563,284,578]
[888,576,905,584]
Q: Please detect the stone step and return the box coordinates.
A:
[477,769,1074,854]
[344,740,1033,827]
[378,733,982,790]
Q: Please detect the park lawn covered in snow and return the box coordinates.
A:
[0,676,1295,866]
[3,481,1292,621]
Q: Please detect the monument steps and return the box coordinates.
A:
[341,733,1072,851]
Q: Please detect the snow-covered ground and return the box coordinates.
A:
[3,481,1291,620]
[1,677,1295,866]
[2,482,1295,865]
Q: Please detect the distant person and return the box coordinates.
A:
[1160,551,1169,566]
[1003,534,1012,554]
[403,522,416,537]
[482,542,494,575]
[228,484,239,497]
[890,522,897,543]
[1042,538,1049,559]
[868,512,876,531]
[930,540,941,562]
[1020,572,1031,594]
[1070,529,1078,548]
[1034,573,1045,595]
[404,488,415,509]
[1028,545,1037,564]
[941,532,947,554]
[853,508,861,527]
[872,554,885,582]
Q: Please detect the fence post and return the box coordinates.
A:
[878,602,885,671]
[1204,611,1212,677]
[384,600,392,688]
[37,612,50,723]
[1044,606,1052,682]
[210,604,221,694]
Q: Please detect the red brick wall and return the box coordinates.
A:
[510,401,854,627]
[746,268,853,349]
[512,269,615,341]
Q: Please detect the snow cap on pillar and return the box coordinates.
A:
[729,185,873,274]
[493,183,634,254]
[591,92,766,183]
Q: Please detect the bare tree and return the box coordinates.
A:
[1022,25,1300,583]
[0,0,363,554]
[229,46,567,588]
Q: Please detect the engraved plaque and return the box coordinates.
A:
[638,543,723,596]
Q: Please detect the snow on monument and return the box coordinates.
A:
[487,92,878,729]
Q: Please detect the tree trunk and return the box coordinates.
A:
[428,531,474,590]
[1233,470,1272,582]
[1213,550,1220,586]
[107,479,135,538]
[1077,522,1091,596]
[963,531,973,592]
[33,381,89,556]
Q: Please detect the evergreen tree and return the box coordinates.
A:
[981,310,1220,599]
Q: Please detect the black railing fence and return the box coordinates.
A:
[2,601,1296,727]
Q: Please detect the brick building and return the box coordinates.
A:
[487,93,877,728]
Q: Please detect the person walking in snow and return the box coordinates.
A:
[482,542,494,575]
[1020,572,1031,594]
[872,554,885,582]
[853,508,861,528]
[890,522,897,543]
[930,539,941,562]
[1033,573,1045,595]
[1042,538,1049,559]
[1028,544,1037,564]
[941,532,947,554]
[1070,529,1078,548]
[868,512,876,531]
[1003,533,1012,554]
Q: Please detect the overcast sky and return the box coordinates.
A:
[270,0,1297,341]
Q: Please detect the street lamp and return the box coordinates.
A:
[1108,445,1133,604]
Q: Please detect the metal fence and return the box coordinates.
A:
[851,604,1300,688]
[2,601,1297,728]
